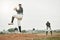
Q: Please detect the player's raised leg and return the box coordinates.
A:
[8,16,15,25]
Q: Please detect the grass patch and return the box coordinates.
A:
[33,37,60,40]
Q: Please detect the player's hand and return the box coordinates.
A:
[14,8,17,10]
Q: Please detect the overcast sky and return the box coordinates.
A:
[0,0,60,31]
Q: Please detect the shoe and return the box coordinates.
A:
[8,23,13,25]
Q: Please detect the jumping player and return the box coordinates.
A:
[8,4,23,32]
[46,21,52,36]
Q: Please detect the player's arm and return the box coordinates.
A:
[14,8,19,12]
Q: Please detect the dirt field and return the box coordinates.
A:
[0,33,60,40]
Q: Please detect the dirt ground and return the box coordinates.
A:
[0,33,60,40]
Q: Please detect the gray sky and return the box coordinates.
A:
[0,0,60,31]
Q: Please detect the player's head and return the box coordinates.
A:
[19,4,22,7]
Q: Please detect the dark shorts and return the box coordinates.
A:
[47,25,50,28]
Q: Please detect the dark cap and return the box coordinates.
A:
[19,4,21,5]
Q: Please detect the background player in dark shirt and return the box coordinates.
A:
[46,21,52,36]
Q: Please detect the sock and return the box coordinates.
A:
[11,16,14,23]
[18,26,21,32]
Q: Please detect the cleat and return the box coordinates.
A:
[8,23,13,25]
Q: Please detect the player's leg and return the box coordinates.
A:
[50,30,52,36]
[8,16,15,25]
[18,26,21,32]
[17,14,23,32]
[46,26,48,36]
[17,20,22,32]
[46,31,48,36]
[49,26,51,30]
[49,26,52,36]
[11,16,14,23]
